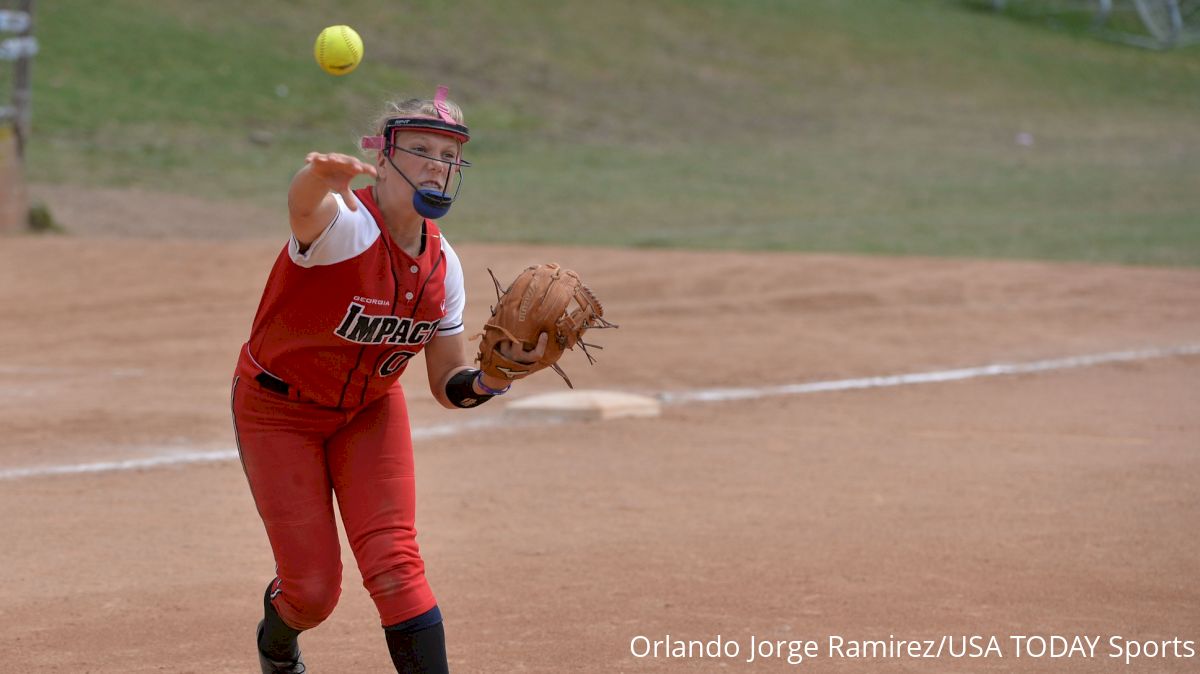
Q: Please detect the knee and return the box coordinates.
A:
[365,566,436,627]
[276,573,342,630]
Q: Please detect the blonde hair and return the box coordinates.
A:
[371,95,466,136]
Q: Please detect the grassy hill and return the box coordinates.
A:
[15,0,1200,264]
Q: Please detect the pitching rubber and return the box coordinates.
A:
[505,390,661,422]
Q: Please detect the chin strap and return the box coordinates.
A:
[381,150,461,219]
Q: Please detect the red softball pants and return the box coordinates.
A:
[230,371,437,630]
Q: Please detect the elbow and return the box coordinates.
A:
[429,385,458,410]
[430,364,473,410]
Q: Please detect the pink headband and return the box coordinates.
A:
[361,85,469,150]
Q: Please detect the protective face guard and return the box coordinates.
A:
[359,86,471,219]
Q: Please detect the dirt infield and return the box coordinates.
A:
[1,232,1198,672]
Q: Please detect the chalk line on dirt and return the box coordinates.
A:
[0,419,508,481]
[0,365,146,378]
[660,344,1200,404]
[2,343,1196,481]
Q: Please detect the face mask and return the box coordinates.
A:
[360,87,472,220]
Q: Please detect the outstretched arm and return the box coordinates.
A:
[288,152,378,247]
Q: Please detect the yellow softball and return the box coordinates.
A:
[314,25,363,76]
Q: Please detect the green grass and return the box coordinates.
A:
[17,0,1200,265]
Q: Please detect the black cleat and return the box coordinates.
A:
[257,620,306,673]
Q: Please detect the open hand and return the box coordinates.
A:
[304,152,378,211]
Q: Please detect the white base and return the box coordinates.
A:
[505,390,662,422]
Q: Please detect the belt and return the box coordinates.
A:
[255,371,292,396]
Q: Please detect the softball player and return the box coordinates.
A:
[231,87,535,673]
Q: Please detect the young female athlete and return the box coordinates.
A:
[231,87,539,673]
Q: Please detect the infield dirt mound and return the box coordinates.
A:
[1,228,1198,672]
[1,234,1197,468]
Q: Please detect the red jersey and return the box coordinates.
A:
[238,187,466,409]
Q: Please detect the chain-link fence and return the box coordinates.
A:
[989,0,1200,48]
[1,0,35,156]
[1,0,34,232]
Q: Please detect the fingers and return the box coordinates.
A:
[305,152,378,179]
[532,332,549,358]
[304,152,378,209]
[499,333,550,363]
